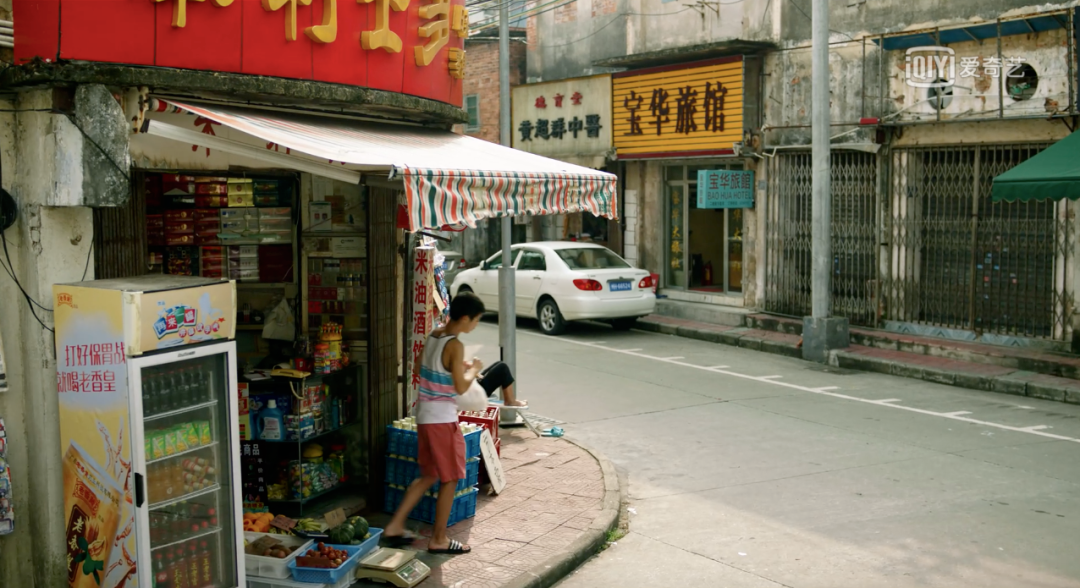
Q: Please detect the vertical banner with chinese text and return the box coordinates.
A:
[410,247,435,406]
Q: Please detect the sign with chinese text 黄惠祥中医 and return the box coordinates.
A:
[613,57,744,159]
[14,0,469,107]
[511,75,613,165]
[697,170,754,209]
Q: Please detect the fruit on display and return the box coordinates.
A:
[326,522,355,545]
[300,543,349,568]
[347,516,369,539]
[295,518,322,533]
[242,512,275,533]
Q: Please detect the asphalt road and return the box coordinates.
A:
[465,317,1080,588]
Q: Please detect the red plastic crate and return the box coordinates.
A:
[458,406,499,443]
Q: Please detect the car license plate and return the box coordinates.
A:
[610,281,632,292]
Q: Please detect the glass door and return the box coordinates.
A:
[132,341,242,588]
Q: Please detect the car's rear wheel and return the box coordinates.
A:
[612,317,637,331]
[538,299,566,336]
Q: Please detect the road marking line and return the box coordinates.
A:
[513,330,1080,445]
[942,411,972,417]
[760,375,783,380]
[708,365,731,370]
[815,386,839,391]
[656,356,685,360]
[1022,425,1050,431]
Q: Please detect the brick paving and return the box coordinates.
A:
[368,428,609,588]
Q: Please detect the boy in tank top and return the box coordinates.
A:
[382,292,486,554]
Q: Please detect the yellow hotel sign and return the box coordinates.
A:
[612,57,744,159]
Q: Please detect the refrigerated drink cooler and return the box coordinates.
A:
[54,275,245,588]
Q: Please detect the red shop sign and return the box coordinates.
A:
[14,0,468,106]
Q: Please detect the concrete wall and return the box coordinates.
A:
[0,89,98,588]
[527,0,780,82]
[781,0,1077,43]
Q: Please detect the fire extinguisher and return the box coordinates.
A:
[703,261,713,286]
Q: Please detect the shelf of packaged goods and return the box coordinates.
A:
[145,400,219,423]
[149,484,222,511]
[305,252,367,259]
[148,441,219,465]
[151,526,223,553]
[267,482,346,505]
[257,426,344,445]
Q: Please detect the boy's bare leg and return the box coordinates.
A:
[502,382,526,407]
[384,476,437,537]
[429,482,469,552]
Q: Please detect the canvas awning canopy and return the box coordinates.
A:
[991,131,1080,203]
[141,99,618,232]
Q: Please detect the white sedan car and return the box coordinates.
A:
[450,242,656,335]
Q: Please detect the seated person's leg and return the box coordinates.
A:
[479,362,526,407]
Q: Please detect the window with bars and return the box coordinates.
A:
[465,95,480,132]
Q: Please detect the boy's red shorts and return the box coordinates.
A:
[418,423,466,483]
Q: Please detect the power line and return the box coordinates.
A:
[471,0,705,33]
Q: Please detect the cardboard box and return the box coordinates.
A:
[166,233,196,246]
[229,193,255,207]
[195,196,228,208]
[165,209,196,222]
[201,246,225,260]
[165,221,195,235]
[196,183,227,195]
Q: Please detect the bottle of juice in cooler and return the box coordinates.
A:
[154,552,170,588]
[199,540,213,588]
[188,542,200,588]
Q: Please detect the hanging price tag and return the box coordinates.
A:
[324,508,346,529]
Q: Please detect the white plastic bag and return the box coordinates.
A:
[456,380,488,412]
[262,299,296,341]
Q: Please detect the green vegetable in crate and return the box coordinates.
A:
[347,516,370,538]
[326,522,355,545]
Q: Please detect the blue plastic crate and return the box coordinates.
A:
[287,534,379,584]
[383,485,478,527]
[385,456,479,491]
[387,426,483,461]
[463,428,482,459]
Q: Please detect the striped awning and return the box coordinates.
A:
[153,100,618,232]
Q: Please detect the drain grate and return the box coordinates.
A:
[523,413,566,428]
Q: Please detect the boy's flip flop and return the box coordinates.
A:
[382,532,419,547]
[428,539,471,555]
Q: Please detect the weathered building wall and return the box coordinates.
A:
[458,35,528,144]
[0,84,130,586]
[527,0,779,82]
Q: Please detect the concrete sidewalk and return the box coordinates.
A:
[636,314,1080,406]
[368,428,621,588]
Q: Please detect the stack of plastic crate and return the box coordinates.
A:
[384,417,482,526]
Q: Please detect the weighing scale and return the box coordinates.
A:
[354,548,431,588]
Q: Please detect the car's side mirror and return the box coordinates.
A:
[481,261,490,270]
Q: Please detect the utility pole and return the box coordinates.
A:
[497,0,516,380]
[803,0,849,362]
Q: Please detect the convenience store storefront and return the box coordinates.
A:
[613,56,762,304]
[1,2,615,585]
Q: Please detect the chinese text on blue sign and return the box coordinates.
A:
[697,170,754,209]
